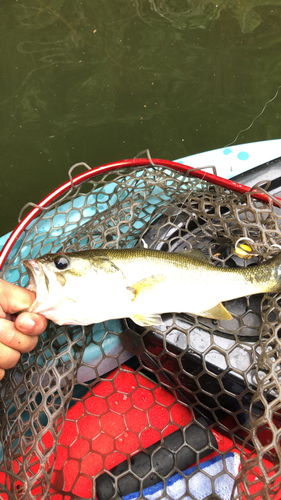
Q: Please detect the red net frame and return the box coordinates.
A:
[0,157,277,271]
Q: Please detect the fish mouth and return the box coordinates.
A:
[23,259,49,293]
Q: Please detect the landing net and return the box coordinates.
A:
[0,157,281,500]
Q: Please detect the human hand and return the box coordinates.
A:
[0,278,47,380]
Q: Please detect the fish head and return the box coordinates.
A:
[23,252,127,325]
[24,253,93,295]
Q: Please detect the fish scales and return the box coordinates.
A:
[72,248,279,302]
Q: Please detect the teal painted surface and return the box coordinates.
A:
[176,139,281,178]
[0,232,11,253]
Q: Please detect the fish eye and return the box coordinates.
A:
[54,256,70,271]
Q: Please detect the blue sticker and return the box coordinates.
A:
[237,151,249,160]
[223,148,232,155]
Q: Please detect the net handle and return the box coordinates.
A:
[0,157,280,271]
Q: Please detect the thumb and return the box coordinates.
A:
[15,312,47,335]
[0,279,36,314]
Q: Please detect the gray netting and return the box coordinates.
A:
[0,162,281,500]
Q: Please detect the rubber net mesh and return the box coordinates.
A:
[0,163,281,500]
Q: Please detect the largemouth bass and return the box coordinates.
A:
[23,248,281,327]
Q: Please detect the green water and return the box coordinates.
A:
[0,0,281,236]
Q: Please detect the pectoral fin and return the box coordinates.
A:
[127,274,166,301]
[130,313,163,327]
[200,303,233,321]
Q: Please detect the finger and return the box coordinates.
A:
[0,318,38,353]
[15,312,47,336]
[0,342,21,369]
[0,279,36,315]
[0,368,5,380]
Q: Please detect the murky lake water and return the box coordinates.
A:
[0,0,281,236]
